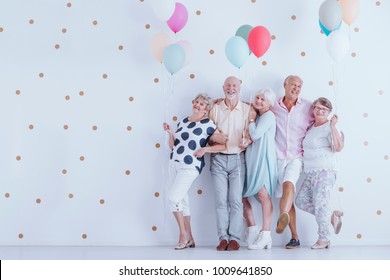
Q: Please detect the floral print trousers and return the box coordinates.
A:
[295,170,336,242]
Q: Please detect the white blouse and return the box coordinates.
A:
[302,122,339,173]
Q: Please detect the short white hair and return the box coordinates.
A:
[255,88,277,107]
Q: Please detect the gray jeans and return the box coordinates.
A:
[210,153,246,242]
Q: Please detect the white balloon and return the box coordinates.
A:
[326,29,350,62]
[319,0,343,31]
[176,40,193,67]
[152,0,176,21]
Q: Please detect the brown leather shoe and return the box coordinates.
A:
[216,239,229,251]
[226,240,240,251]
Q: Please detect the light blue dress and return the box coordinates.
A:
[243,110,278,199]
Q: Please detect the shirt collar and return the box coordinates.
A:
[278,96,302,108]
[222,99,243,111]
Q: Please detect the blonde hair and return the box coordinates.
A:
[194,93,213,111]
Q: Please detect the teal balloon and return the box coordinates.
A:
[163,44,185,74]
[235,24,252,54]
[319,19,342,36]
[225,36,249,69]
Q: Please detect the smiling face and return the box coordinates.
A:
[313,102,331,121]
[284,76,302,102]
[192,97,209,116]
[223,76,241,101]
[253,93,270,112]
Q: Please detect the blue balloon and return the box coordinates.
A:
[319,19,342,36]
[225,36,249,69]
[163,44,185,74]
[235,24,253,54]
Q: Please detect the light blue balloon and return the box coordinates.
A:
[225,36,249,69]
[163,44,185,74]
[319,19,342,36]
[235,24,253,54]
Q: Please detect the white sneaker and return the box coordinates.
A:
[248,230,272,250]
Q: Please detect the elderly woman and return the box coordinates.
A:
[163,93,225,250]
[241,88,278,250]
[295,97,344,249]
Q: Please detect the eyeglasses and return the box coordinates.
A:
[313,106,330,112]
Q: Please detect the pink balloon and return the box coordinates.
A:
[167,3,188,33]
[248,26,271,58]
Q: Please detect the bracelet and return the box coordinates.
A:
[249,119,255,123]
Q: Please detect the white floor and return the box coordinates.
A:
[1,245,389,260]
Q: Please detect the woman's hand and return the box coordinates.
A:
[194,148,206,158]
[163,122,173,134]
[330,114,338,126]
[239,141,249,149]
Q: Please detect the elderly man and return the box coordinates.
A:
[209,76,251,251]
[271,75,314,249]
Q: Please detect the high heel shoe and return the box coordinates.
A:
[311,241,330,249]
[175,240,188,250]
[186,240,196,248]
[248,231,272,250]
[331,210,343,234]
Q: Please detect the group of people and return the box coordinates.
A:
[163,75,344,251]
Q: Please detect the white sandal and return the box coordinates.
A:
[174,241,188,250]
[332,210,343,234]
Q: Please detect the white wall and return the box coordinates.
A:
[0,0,389,246]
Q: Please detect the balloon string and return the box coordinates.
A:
[250,56,255,104]
[332,62,338,115]
[162,63,167,122]
[348,24,351,42]
[164,73,175,151]
[162,73,176,233]
[331,62,343,212]
[162,66,168,232]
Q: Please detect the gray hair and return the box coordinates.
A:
[312,97,333,112]
[284,75,303,86]
[194,93,213,111]
[255,88,277,107]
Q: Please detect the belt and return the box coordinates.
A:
[218,152,244,155]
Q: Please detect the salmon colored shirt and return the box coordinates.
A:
[271,97,314,160]
[209,100,251,154]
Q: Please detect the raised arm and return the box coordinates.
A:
[330,114,344,152]
[163,122,175,150]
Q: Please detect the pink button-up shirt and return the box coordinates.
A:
[271,97,314,160]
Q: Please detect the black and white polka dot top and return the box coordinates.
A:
[171,117,217,173]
